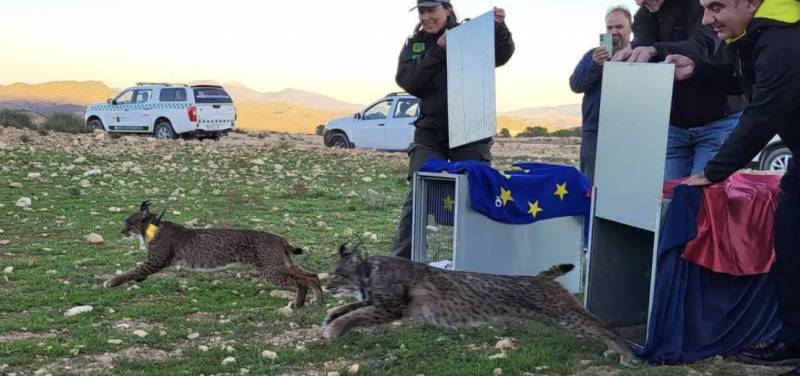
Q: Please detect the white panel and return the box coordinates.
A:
[593,62,674,231]
[447,10,496,149]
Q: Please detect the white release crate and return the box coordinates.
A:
[411,171,585,293]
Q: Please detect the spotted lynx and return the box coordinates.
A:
[104,202,323,308]
[324,244,636,364]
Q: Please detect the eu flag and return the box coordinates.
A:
[420,159,591,225]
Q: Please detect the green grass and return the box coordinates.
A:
[0,137,787,375]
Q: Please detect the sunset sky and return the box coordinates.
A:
[0,0,639,112]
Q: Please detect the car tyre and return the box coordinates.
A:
[88,119,104,131]
[326,132,351,148]
[154,121,177,140]
[760,146,792,171]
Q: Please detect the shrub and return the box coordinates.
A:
[496,128,511,138]
[516,126,549,138]
[0,109,35,130]
[550,127,581,137]
[315,124,325,136]
[42,113,90,134]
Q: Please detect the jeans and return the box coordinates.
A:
[580,128,598,185]
[664,112,742,181]
[389,141,492,259]
[774,159,800,347]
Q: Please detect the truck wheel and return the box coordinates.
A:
[154,121,177,140]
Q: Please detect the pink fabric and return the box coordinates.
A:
[663,173,782,276]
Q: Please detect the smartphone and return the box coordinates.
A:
[600,33,613,59]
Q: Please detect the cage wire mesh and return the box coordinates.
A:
[421,179,456,264]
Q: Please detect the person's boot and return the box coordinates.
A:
[735,341,800,366]
[780,367,800,376]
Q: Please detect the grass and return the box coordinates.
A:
[0,133,786,375]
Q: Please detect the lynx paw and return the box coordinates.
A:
[103,277,120,288]
[322,325,341,341]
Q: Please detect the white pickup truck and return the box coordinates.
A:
[85,83,236,140]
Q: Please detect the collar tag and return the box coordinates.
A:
[145,224,160,243]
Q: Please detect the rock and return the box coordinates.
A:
[198,345,209,352]
[121,161,135,169]
[8,182,21,188]
[0,240,10,246]
[493,368,503,376]
[27,172,41,179]
[347,364,360,375]
[15,197,32,208]
[85,233,104,244]
[222,357,236,365]
[187,332,200,339]
[132,330,148,338]
[64,305,93,317]
[3,266,13,273]
[361,177,373,183]
[327,373,341,376]
[83,168,102,177]
[79,179,91,188]
[276,306,293,317]
[107,339,123,345]
[73,157,87,164]
[108,207,122,213]
[261,350,278,359]
[494,337,519,353]
[269,290,296,300]
[488,353,507,360]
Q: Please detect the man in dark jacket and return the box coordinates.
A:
[569,6,633,184]
[390,0,515,259]
[618,0,744,181]
[673,0,800,373]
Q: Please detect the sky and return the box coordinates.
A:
[0,0,639,112]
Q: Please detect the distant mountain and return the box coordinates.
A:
[0,100,85,116]
[0,81,116,106]
[0,80,581,135]
[498,104,582,134]
[191,81,363,113]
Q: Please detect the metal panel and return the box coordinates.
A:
[447,10,497,149]
[593,62,673,232]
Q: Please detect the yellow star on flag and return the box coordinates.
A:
[528,201,543,218]
[443,195,455,211]
[499,187,514,206]
[554,182,569,201]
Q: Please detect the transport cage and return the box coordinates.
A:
[411,172,585,294]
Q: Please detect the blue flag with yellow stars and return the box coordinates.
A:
[420,159,591,225]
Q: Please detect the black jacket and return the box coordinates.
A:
[395,20,515,148]
[633,0,742,128]
[694,2,800,182]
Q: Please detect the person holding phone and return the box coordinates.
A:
[569,6,632,184]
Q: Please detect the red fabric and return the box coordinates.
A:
[663,173,782,276]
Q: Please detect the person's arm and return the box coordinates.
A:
[569,50,603,94]
[494,22,515,67]
[395,38,445,97]
[704,36,800,182]
[651,25,716,61]
[631,8,657,48]
[689,51,742,95]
